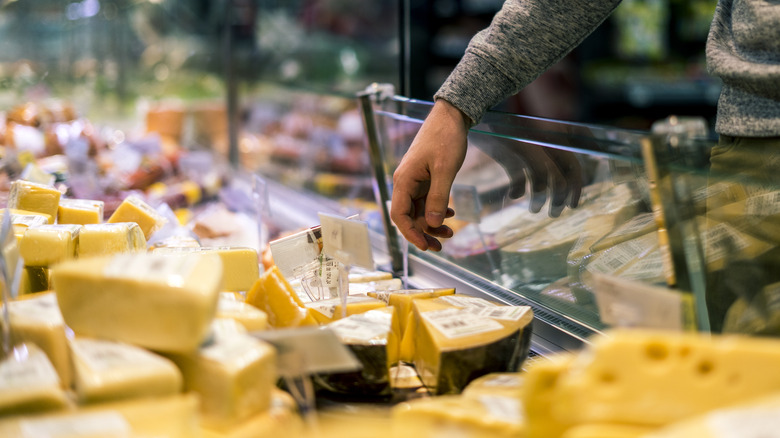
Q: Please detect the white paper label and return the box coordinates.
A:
[21,411,131,438]
[104,253,197,285]
[463,306,530,321]
[328,311,392,342]
[704,222,750,262]
[708,407,780,438]
[201,334,264,365]
[746,191,780,217]
[422,308,503,339]
[319,213,374,270]
[72,339,165,373]
[587,234,657,274]
[8,293,63,324]
[478,396,524,424]
[439,295,497,308]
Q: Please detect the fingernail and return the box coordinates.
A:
[426,211,444,227]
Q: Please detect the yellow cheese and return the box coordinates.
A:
[57,198,104,225]
[4,291,72,389]
[0,208,52,228]
[70,337,182,403]
[78,222,146,257]
[217,292,268,332]
[521,353,576,438]
[561,423,656,438]
[409,297,533,395]
[348,268,394,283]
[153,246,260,292]
[367,288,456,340]
[305,295,387,324]
[201,389,303,438]
[246,265,317,328]
[19,266,50,295]
[52,252,222,353]
[462,372,524,400]
[7,180,61,223]
[0,343,68,415]
[553,329,780,427]
[150,234,202,249]
[0,393,200,438]
[20,224,80,267]
[392,394,524,438]
[165,323,277,431]
[107,195,167,240]
[348,278,403,294]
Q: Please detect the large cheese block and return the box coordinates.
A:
[7,180,61,223]
[0,343,68,415]
[78,222,146,257]
[107,195,167,240]
[165,321,277,431]
[57,198,105,225]
[217,292,268,332]
[367,288,455,340]
[0,393,199,438]
[305,295,387,324]
[70,337,182,403]
[246,265,317,328]
[153,246,260,292]
[392,394,524,438]
[201,389,303,438]
[4,292,72,388]
[521,353,576,438]
[553,329,780,427]
[20,224,80,267]
[52,252,222,353]
[315,307,399,396]
[409,297,533,394]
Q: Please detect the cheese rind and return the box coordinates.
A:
[7,180,61,223]
[20,224,80,266]
[78,222,147,257]
[52,252,222,353]
[57,198,104,225]
[107,195,167,239]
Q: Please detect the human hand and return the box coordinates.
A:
[391,100,468,251]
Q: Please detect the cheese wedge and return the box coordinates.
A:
[246,265,317,328]
[52,252,222,353]
[7,180,61,223]
[553,329,780,427]
[20,224,80,267]
[522,353,576,438]
[392,394,524,438]
[201,389,303,438]
[78,222,146,257]
[217,293,268,332]
[57,198,104,225]
[153,246,260,292]
[70,337,183,403]
[367,288,455,340]
[5,292,72,388]
[305,295,387,324]
[409,297,533,395]
[462,372,524,400]
[107,195,167,240]
[165,323,277,431]
[0,393,199,438]
[316,307,399,396]
[0,343,68,415]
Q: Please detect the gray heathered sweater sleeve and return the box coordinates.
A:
[435,0,622,126]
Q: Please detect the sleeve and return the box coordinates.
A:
[435,0,623,126]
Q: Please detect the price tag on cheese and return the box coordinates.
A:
[318,213,374,270]
[462,306,531,322]
[422,308,503,339]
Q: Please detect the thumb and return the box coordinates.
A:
[425,172,454,228]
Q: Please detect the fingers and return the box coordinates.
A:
[425,171,456,229]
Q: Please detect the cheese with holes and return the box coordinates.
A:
[20,224,80,267]
[57,198,104,225]
[0,393,199,438]
[165,322,277,431]
[316,307,398,396]
[408,297,533,395]
[107,195,167,239]
[52,252,222,353]
[217,293,268,332]
[0,343,68,415]
[4,292,71,388]
[153,246,260,292]
[392,394,524,438]
[201,389,303,438]
[553,330,780,427]
[522,353,576,438]
[305,295,387,324]
[70,337,182,403]
[7,180,60,223]
[246,265,317,328]
[78,222,146,257]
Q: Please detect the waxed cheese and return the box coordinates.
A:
[107,195,167,240]
[7,180,61,223]
[20,224,80,267]
[57,198,105,225]
[52,252,222,353]
[78,222,146,257]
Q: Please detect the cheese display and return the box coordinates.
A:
[305,295,387,324]
[201,389,304,438]
[246,265,318,328]
[4,291,72,388]
[367,288,456,340]
[0,393,200,438]
[69,337,182,403]
[153,246,260,292]
[217,292,269,332]
[315,307,399,396]
[521,353,576,438]
[19,224,80,266]
[0,343,69,415]
[407,296,533,395]
[107,194,167,239]
[52,252,222,353]
[165,320,277,431]
[7,179,61,222]
[77,222,146,257]
[57,198,105,225]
